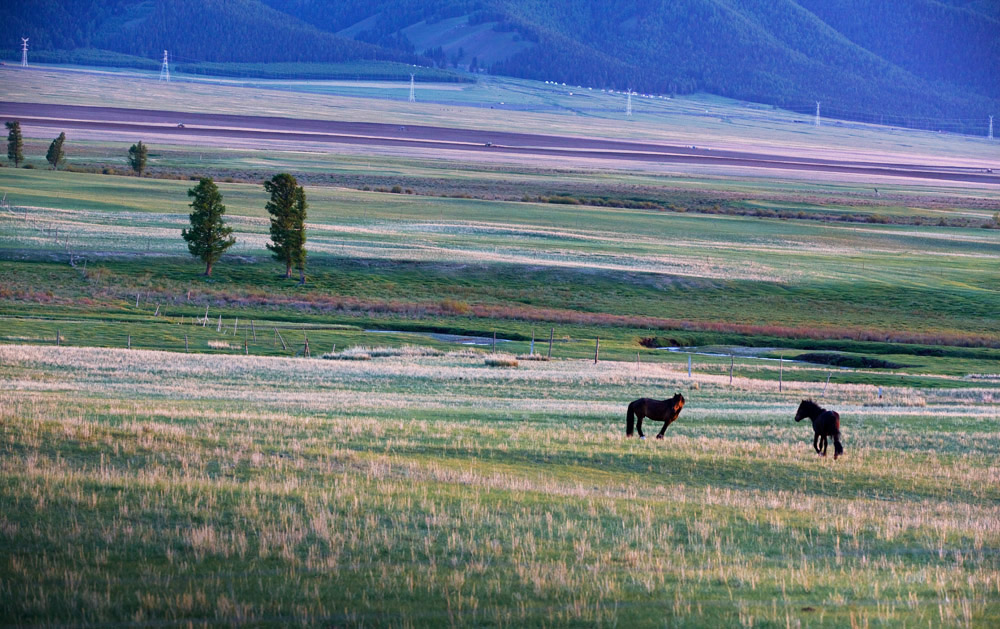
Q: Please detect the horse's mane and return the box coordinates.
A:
[799,399,822,414]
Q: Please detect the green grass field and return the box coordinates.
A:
[2,345,997,626]
[2,65,999,626]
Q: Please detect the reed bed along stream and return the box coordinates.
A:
[2,344,997,626]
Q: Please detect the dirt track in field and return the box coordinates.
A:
[3,101,999,184]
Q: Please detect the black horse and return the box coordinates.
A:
[626,393,685,439]
[794,399,844,458]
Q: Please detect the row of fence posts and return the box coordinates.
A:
[46,314,833,394]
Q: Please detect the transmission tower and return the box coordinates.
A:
[159,50,170,81]
[626,90,632,117]
[814,101,820,127]
[21,38,29,67]
[409,74,415,102]
[990,115,994,141]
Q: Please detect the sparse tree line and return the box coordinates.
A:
[4,120,149,174]
[5,121,66,170]
[5,121,308,281]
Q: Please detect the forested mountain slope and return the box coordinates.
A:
[2,0,996,128]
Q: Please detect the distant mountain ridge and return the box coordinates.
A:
[2,0,997,128]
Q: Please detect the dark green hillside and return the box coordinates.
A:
[2,0,996,129]
[490,0,996,128]
[0,0,414,66]
[797,0,1000,99]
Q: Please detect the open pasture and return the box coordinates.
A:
[1,344,998,626]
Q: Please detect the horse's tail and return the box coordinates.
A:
[833,432,844,458]
[626,402,636,436]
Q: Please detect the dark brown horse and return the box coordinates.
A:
[626,393,685,439]
[795,399,844,458]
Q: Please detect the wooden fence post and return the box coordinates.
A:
[250,320,257,342]
[56,330,61,346]
[594,337,600,364]
[127,335,131,349]
[274,328,287,351]
[822,371,831,396]
[530,329,535,355]
[303,333,310,357]
[492,331,496,353]
[185,335,189,352]
[730,355,734,385]
[548,328,554,359]
[688,354,692,377]
[779,356,783,392]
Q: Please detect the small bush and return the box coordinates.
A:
[440,298,471,315]
[794,352,905,369]
[391,185,403,193]
[323,345,443,360]
[22,163,35,169]
[323,351,371,361]
[516,354,550,361]
[485,355,518,368]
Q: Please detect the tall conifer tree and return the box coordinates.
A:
[6,121,24,167]
[264,173,308,283]
[181,178,236,276]
[46,132,66,169]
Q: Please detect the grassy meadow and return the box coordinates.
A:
[2,345,998,626]
[2,66,1000,626]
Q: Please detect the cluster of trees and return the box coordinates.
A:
[5,121,66,169]
[4,124,150,175]
[3,120,306,282]
[182,173,309,283]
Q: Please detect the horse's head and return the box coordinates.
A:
[673,393,685,412]
[794,399,817,422]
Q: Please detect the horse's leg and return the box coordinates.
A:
[833,433,844,459]
[637,415,645,439]
[656,420,668,439]
[820,435,828,456]
[813,432,821,454]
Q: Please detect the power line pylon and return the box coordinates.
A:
[409,74,415,102]
[21,38,29,67]
[159,50,170,82]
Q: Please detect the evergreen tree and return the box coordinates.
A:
[127,141,147,175]
[264,173,308,282]
[6,121,24,167]
[46,132,66,169]
[181,177,236,276]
